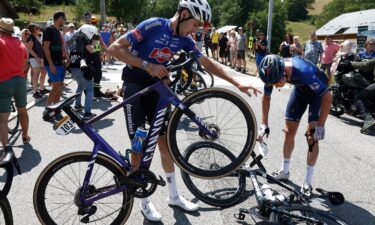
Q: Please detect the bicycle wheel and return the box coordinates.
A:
[183,73,207,96]
[181,142,246,208]
[33,152,133,225]
[167,88,257,178]
[0,164,13,199]
[269,204,349,225]
[198,69,214,87]
[0,198,13,225]
[8,102,19,135]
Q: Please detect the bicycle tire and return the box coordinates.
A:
[0,164,13,199]
[33,152,133,225]
[0,198,13,225]
[183,72,207,96]
[8,102,19,135]
[181,141,246,208]
[269,204,349,225]
[197,69,214,87]
[167,87,257,178]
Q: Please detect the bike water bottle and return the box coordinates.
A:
[131,128,148,153]
[261,184,274,201]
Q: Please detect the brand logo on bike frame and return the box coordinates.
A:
[142,107,167,162]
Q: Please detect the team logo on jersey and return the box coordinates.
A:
[149,47,174,63]
[132,29,143,42]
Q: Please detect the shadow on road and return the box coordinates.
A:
[338,116,375,136]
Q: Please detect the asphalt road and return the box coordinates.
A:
[5,63,375,225]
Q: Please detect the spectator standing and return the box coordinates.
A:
[210,27,219,60]
[358,39,375,58]
[20,29,31,78]
[42,11,66,119]
[303,32,323,65]
[228,30,237,68]
[65,23,76,45]
[27,24,47,98]
[255,30,267,67]
[236,27,248,73]
[290,36,302,56]
[195,28,203,51]
[218,32,228,64]
[321,35,340,83]
[279,33,293,58]
[100,24,111,65]
[203,28,211,57]
[0,18,30,146]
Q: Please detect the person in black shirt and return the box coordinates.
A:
[203,28,211,57]
[218,32,228,64]
[195,29,203,51]
[255,31,267,67]
[279,33,293,58]
[43,11,66,118]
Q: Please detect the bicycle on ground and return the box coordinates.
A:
[181,139,349,225]
[33,52,257,224]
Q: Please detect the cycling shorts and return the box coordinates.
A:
[122,82,168,140]
[285,87,322,122]
[45,65,65,82]
[0,76,27,113]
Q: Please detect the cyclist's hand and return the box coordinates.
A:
[146,63,169,79]
[313,126,325,141]
[50,65,57,74]
[237,84,262,97]
[257,124,270,141]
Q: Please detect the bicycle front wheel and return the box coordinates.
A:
[181,142,246,208]
[33,152,133,225]
[0,198,13,225]
[167,88,257,178]
[269,204,349,225]
[8,102,19,135]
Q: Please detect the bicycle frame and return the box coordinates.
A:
[63,80,217,207]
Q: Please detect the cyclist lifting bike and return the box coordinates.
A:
[107,0,260,222]
[33,1,261,224]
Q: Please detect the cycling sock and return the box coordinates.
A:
[140,197,151,206]
[165,172,179,199]
[282,158,290,174]
[305,165,315,186]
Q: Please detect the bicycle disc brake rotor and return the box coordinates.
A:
[127,170,158,198]
[199,123,220,141]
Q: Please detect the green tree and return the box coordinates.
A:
[284,0,314,21]
[315,0,375,28]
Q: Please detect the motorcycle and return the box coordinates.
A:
[329,54,374,119]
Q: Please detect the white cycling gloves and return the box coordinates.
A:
[313,126,325,141]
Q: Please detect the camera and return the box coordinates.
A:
[80,59,88,69]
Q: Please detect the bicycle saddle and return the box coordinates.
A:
[46,93,82,111]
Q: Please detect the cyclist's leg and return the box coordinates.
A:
[13,76,29,141]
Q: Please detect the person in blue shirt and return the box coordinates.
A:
[257,54,332,198]
[358,39,375,59]
[107,0,261,222]
[100,24,111,65]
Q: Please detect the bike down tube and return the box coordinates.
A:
[139,82,174,169]
[248,170,266,210]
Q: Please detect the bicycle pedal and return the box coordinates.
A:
[234,208,249,220]
[157,175,166,186]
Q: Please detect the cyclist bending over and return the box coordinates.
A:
[257,55,332,197]
[108,0,261,222]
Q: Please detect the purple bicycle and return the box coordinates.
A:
[33,53,257,224]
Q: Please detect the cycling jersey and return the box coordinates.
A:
[264,56,329,122]
[122,17,201,86]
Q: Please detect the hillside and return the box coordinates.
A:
[309,0,332,15]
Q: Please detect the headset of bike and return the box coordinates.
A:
[107,0,261,222]
[257,54,332,198]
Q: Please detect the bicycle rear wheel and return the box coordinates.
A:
[181,142,246,208]
[33,152,133,225]
[0,198,13,225]
[198,69,214,87]
[269,204,349,225]
[167,88,257,178]
[8,102,19,135]
[183,73,207,96]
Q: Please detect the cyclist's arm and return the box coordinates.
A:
[318,91,332,127]
[262,95,271,125]
[107,38,167,78]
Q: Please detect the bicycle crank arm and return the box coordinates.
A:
[13,157,22,175]
[157,175,166,186]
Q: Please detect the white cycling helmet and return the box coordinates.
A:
[78,24,98,40]
[178,0,212,24]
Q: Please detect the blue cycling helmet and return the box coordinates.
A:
[258,54,285,85]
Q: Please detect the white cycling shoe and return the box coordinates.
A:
[140,201,162,222]
[168,195,199,211]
